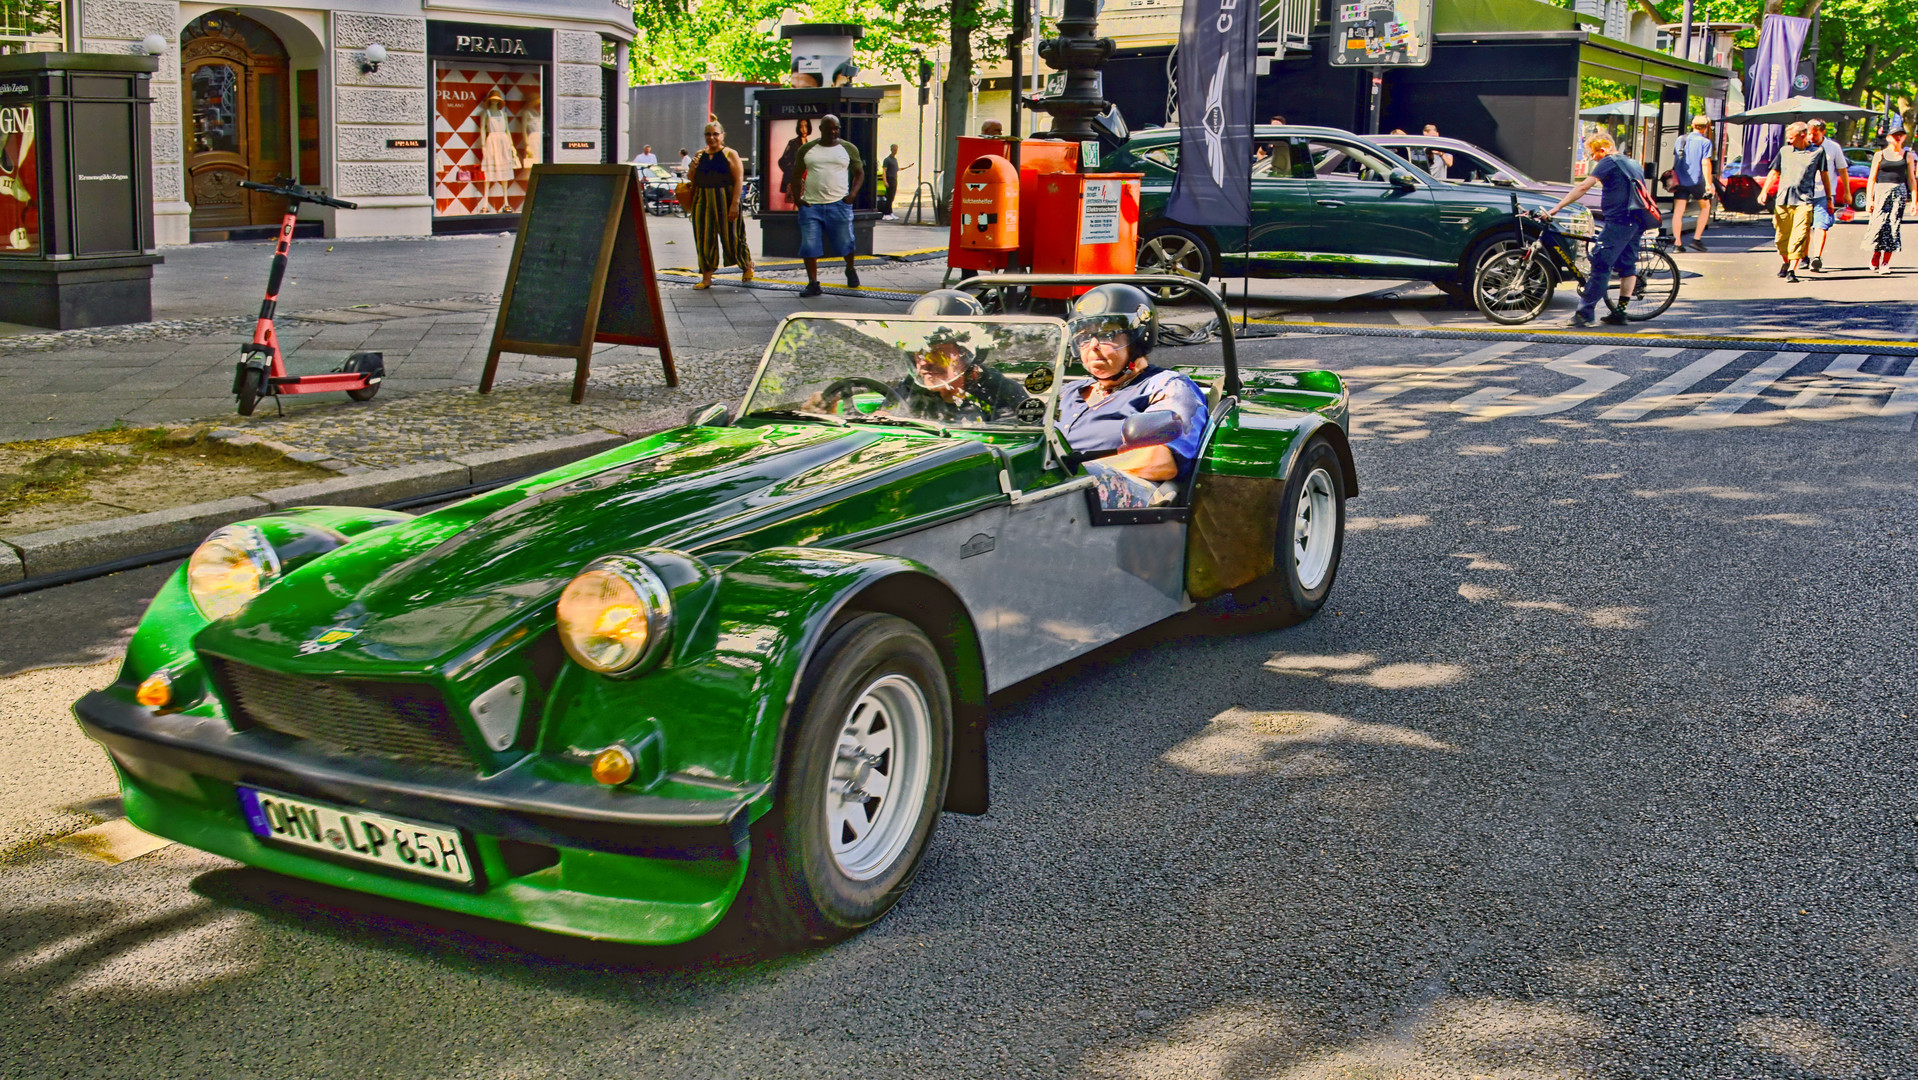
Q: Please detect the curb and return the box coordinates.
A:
[0,430,627,584]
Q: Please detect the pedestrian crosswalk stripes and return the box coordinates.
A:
[1309,345,1918,432]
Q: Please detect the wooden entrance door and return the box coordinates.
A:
[182,11,292,231]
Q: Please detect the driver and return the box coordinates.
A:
[891,323,1030,422]
[1058,284,1209,509]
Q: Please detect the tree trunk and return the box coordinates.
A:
[936,0,979,225]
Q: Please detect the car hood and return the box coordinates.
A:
[194,423,996,674]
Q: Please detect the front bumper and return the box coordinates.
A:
[75,690,759,944]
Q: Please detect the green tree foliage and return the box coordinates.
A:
[629,0,1016,86]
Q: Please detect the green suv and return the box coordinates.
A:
[1116,125,1593,300]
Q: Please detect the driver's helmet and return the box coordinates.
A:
[909,324,977,395]
[1067,282,1158,359]
[907,289,987,317]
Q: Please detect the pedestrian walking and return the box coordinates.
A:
[1766,122,1836,282]
[687,121,753,290]
[784,113,864,298]
[1671,115,1714,251]
[1864,122,1917,274]
[1545,132,1649,326]
[1807,118,1851,271]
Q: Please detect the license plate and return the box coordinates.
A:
[237,787,474,885]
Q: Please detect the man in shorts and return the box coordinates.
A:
[1807,118,1850,271]
[1671,116,1714,252]
[1766,122,1836,282]
[784,114,864,297]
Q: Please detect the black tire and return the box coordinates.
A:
[343,353,383,401]
[1473,248,1556,324]
[1434,278,1472,307]
[1206,437,1347,630]
[347,384,380,402]
[738,613,952,947]
[1605,248,1679,321]
[236,367,265,416]
[1136,226,1214,300]
[1852,186,1868,212]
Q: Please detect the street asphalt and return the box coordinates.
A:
[2,331,1913,1078]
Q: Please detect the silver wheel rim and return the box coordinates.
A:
[1140,235,1205,292]
[826,673,932,881]
[1293,467,1337,592]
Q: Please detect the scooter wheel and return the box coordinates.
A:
[236,368,266,416]
[347,383,380,402]
[343,352,383,401]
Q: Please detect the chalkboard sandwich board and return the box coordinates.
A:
[480,164,675,404]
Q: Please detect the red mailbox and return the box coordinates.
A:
[1028,173,1143,298]
[956,154,1019,252]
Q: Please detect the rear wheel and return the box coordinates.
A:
[1206,437,1347,630]
[1605,248,1679,321]
[236,367,266,416]
[343,352,383,401]
[1136,227,1214,300]
[738,613,952,947]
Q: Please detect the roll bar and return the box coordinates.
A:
[958,273,1242,396]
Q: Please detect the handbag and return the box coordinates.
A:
[674,181,693,207]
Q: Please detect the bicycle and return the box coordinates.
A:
[1472,195,1680,326]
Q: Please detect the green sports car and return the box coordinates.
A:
[74,276,1359,948]
[1118,125,1595,301]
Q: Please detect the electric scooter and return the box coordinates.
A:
[232,178,384,416]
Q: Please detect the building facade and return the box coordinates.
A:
[12,1,633,244]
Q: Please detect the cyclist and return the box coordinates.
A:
[1544,133,1649,327]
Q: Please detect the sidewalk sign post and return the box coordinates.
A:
[479,164,674,404]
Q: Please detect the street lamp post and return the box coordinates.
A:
[1029,0,1112,143]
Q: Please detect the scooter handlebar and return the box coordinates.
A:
[238,179,358,210]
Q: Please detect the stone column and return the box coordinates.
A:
[80,0,187,246]
[554,30,601,164]
[330,11,430,237]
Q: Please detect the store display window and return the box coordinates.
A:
[434,61,544,216]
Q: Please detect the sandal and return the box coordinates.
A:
[741,264,754,284]
[694,275,713,290]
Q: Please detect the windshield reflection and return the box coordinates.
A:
[743,316,1064,430]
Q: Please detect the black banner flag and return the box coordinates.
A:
[1166,0,1259,227]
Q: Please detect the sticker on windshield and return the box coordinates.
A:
[1016,397,1047,425]
[1024,368,1053,393]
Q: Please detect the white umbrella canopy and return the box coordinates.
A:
[1723,95,1875,124]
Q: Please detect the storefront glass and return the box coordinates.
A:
[433,60,543,216]
[0,0,63,54]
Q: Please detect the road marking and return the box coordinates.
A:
[1879,364,1918,431]
[1598,349,1746,420]
[1783,354,1873,419]
[1389,308,1431,327]
[1452,345,1629,421]
[1690,351,1806,417]
[1350,342,1528,408]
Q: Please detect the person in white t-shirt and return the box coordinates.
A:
[783,114,864,297]
[631,145,657,166]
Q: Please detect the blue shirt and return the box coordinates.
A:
[1059,365,1210,477]
[1673,132,1712,186]
[1591,153,1645,222]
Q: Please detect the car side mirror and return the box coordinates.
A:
[1389,169,1419,189]
[687,401,731,427]
[1120,410,1184,449]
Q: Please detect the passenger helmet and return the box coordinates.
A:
[1067,282,1157,359]
[907,289,988,317]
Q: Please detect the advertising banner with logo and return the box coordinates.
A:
[1166,0,1257,227]
[1741,14,1810,176]
[0,85,38,255]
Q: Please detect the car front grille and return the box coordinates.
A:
[204,656,473,769]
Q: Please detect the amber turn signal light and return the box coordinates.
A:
[136,672,172,709]
[590,745,635,786]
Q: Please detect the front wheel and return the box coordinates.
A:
[1136,227,1214,300]
[1605,248,1679,321]
[1473,248,1556,324]
[236,367,266,416]
[1207,437,1347,630]
[737,613,952,947]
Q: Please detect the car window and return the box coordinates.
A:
[1252,138,1314,180]
[1310,140,1399,184]
[743,315,1065,431]
[1450,152,1501,184]
[1138,145,1178,170]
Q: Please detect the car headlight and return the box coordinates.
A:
[1556,204,1595,238]
[186,524,281,620]
[556,555,673,675]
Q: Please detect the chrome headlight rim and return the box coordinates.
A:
[1555,204,1596,238]
[186,524,282,621]
[556,554,674,677]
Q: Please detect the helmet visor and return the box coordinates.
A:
[1069,315,1134,351]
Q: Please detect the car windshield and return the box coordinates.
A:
[741,315,1065,431]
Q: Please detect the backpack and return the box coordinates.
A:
[1633,176,1663,229]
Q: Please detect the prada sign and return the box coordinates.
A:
[427,21,553,63]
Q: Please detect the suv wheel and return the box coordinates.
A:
[1137,227,1214,300]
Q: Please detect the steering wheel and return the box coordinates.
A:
[817,376,904,414]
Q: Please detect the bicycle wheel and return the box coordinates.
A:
[1607,248,1679,321]
[1473,249,1555,324]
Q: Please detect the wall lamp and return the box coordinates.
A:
[360,43,387,75]
[140,34,168,56]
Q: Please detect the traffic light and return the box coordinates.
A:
[918,57,934,88]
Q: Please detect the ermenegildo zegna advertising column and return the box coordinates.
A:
[0,52,162,330]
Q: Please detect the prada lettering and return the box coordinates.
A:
[454,34,529,56]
